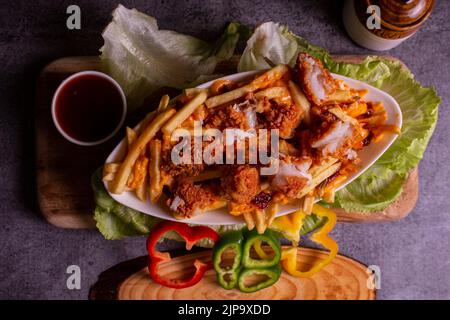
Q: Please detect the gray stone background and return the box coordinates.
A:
[0,0,449,300]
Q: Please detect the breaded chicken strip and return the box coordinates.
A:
[271,156,312,198]
[221,165,260,204]
[311,120,354,157]
[168,179,222,219]
[204,100,257,130]
[297,53,338,106]
[262,99,303,139]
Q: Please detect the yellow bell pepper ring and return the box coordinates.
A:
[253,239,270,260]
[281,204,339,278]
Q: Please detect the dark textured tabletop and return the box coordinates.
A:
[0,0,449,300]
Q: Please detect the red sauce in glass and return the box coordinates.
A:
[55,73,124,142]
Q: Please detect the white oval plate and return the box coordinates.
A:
[105,70,402,225]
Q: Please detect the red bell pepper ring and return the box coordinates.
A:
[146,220,219,289]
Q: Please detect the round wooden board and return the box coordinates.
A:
[90,248,376,300]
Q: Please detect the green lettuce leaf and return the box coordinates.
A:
[300,214,327,236]
[92,168,160,239]
[100,5,242,110]
[237,22,330,71]
[239,22,440,212]
[332,165,406,212]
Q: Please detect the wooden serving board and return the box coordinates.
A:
[35,55,418,229]
[89,247,376,300]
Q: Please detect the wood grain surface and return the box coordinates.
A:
[89,247,376,300]
[35,55,418,229]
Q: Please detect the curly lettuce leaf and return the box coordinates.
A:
[332,166,406,212]
[238,22,330,71]
[300,214,327,236]
[101,5,242,110]
[239,22,440,212]
[92,169,160,239]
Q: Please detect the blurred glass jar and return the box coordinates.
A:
[343,0,435,51]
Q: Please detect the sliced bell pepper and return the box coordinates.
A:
[281,204,338,278]
[212,229,282,292]
[253,239,269,260]
[242,229,281,269]
[146,220,219,289]
[212,231,244,289]
[238,264,282,293]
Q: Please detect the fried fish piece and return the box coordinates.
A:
[310,120,354,157]
[270,156,312,198]
[221,165,260,204]
[168,179,223,219]
[262,99,303,139]
[297,53,338,106]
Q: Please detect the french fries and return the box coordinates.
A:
[288,80,311,125]
[309,157,338,177]
[183,88,209,98]
[161,91,207,135]
[102,173,115,182]
[102,162,121,181]
[302,195,315,215]
[205,83,258,108]
[240,209,271,234]
[254,209,267,234]
[345,101,367,118]
[359,113,388,126]
[329,106,359,126]
[148,139,162,203]
[110,108,176,194]
[104,162,121,174]
[318,173,346,203]
[135,175,147,201]
[130,96,171,137]
[250,64,289,87]
[126,127,137,146]
[254,87,289,100]
[297,162,341,199]
[326,88,358,104]
[228,203,254,216]
[125,127,148,201]
[157,94,170,112]
[322,188,335,203]
[127,154,149,190]
[243,212,256,231]
[205,64,289,108]
[266,203,278,226]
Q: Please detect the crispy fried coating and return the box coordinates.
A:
[221,165,260,204]
[270,156,312,198]
[204,102,254,130]
[262,99,303,139]
[310,120,355,158]
[297,53,338,106]
[168,180,221,218]
[160,135,206,181]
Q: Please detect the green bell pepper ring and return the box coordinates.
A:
[242,229,281,269]
[238,264,282,293]
[212,231,244,290]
